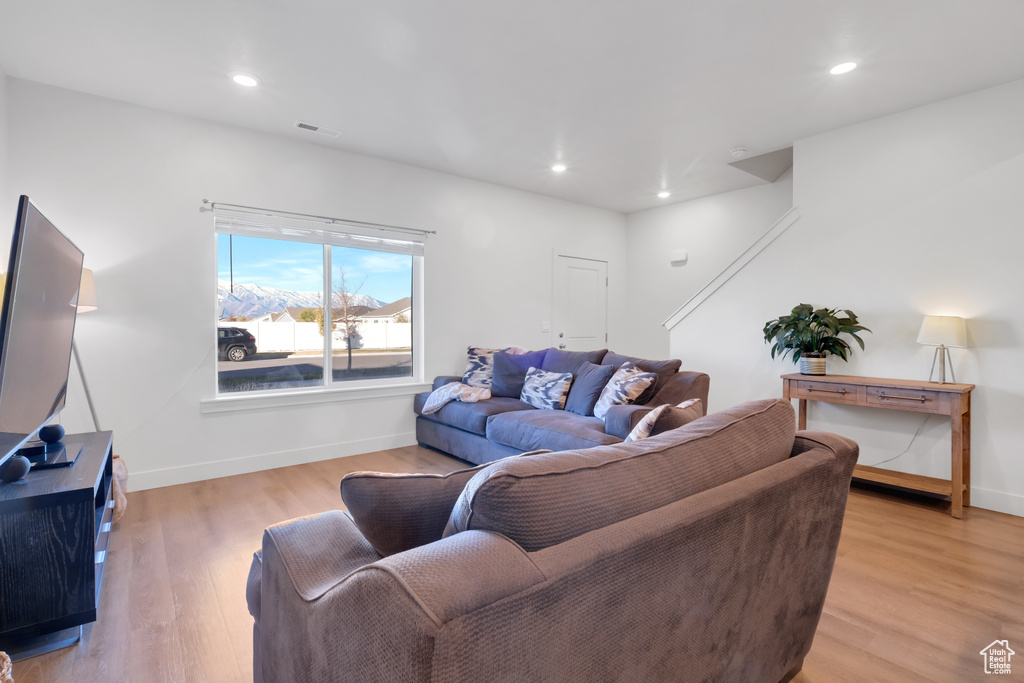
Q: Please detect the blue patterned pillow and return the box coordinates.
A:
[593,362,657,420]
[520,367,573,410]
[462,347,501,388]
[462,346,526,388]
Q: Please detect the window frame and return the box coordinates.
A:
[204,208,428,411]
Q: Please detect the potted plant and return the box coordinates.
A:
[762,304,871,375]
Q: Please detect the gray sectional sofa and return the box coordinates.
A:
[414,348,711,464]
[247,398,859,682]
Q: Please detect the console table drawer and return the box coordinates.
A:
[792,380,861,404]
[865,386,943,413]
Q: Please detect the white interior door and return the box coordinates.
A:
[553,255,608,351]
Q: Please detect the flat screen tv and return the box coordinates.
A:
[0,196,84,471]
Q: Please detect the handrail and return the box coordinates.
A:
[662,207,801,330]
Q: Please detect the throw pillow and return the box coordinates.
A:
[625,398,703,442]
[342,449,550,556]
[650,398,704,435]
[601,352,682,403]
[491,349,547,398]
[342,465,485,556]
[564,361,616,416]
[462,346,527,388]
[593,362,657,421]
[540,348,607,374]
[520,367,573,410]
[462,347,502,388]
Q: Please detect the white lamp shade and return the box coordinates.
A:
[917,315,966,348]
[77,268,99,313]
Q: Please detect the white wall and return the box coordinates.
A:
[623,171,793,359]
[662,78,1024,516]
[7,78,627,490]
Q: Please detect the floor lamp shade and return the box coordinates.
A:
[77,268,98,313]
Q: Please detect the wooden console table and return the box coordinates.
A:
[781,374,973,518]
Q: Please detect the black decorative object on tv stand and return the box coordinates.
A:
[0,431,114,660]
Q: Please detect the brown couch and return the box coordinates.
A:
[246,398,857,682]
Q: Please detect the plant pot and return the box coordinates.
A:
[799,356,827,375]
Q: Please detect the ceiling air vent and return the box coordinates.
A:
[294,121,341,137]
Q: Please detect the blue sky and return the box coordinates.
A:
[217,235,411,303]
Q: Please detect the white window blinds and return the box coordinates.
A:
[209,203,427,257]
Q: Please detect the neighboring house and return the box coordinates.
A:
[335,305,374,321]
[357,297,411,324]
[248,310,295,324]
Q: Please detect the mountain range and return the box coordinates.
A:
[217,280,385,319]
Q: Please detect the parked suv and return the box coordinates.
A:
[218,327,257,361]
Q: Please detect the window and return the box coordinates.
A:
[214,206,423,396]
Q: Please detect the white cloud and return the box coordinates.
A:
[358,253,411,273]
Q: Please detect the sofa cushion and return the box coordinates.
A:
[540,348,607,374]
[340,450,552,557]
[462,346,527,388]
[625,398,703,442]
[593,362,657,420]
[414,393,535,436]
[602,352,682,401]
[341,465,486,556]
[520,367,573,410]
[491,349,547,398]
[447,398,796,551]
[486,409,621,453]
[564,361,616,416]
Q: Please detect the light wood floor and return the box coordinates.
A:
[9,446,1023,682]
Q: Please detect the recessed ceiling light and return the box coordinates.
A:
[232,73,260,87]
[551,163,567,173]
[828,62,857,76]
[731,147,748,159]
[657,191,671,199]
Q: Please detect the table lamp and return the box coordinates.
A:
[917,315,966,384]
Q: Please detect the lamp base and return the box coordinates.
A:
[927,345,956,384]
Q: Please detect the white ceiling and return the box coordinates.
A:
[1,1,1023,213]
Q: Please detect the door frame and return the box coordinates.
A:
[551,250,609,350]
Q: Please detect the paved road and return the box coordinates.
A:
[217,351,412,390]
[226,351,412,372]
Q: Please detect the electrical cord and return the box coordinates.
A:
[115,342,216,444]
[861,414,932,468]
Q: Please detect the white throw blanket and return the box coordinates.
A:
[422,382,492,414]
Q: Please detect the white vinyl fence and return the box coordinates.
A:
[221,321,411,353]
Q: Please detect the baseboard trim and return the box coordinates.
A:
[128,432,418,491]
[970,486,1024,518]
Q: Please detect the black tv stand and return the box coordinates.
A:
[20,440,83,469]
[0,432,114,660]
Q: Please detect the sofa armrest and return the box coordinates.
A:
[604,404,654,439]
[433,375,463,390]
[377,530,547,624]
[792,430,859,480]
[258,511,440,682]
[649,371,710,411]
[256,512,547,682]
